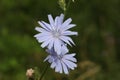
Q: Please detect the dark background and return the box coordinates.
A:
[0,0,120,80]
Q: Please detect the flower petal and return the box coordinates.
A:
[64,55,77,62]
[62,18,72,28]
[63,31,78,36]
[51,62,56,69]
[55,60,62,73]
[60,36,72,46]
[59,14,64,25]
[48,14,55,27]
[61,44,69,55]
[35,27,46,32]
[34,31,51,38]
[38,21,51,31]
[35,34,52,43]
[41,21,52,30]
[61,62,69,74]
[62,59,77,70]
[67,37,75,45]
[54,39,61,55]
[44,55,50,62]
[55,16,59,27]
[64,53,76,57]
[61,24,76,31]
[48,38,54,49]
[41,38,52,48]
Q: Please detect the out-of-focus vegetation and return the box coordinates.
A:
[0,0,120,80]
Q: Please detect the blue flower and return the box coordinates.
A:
[44,45,77,74]
[34,14,78,55]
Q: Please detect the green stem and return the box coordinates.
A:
[64,0,72,16]
[39,64,49,80]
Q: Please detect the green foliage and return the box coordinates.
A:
[0,0,120,80]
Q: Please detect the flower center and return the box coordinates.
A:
[58,55,63,59]
[52,30,61,38]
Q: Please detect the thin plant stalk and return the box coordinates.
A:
[64,0,72,16]
[39,64,49,80]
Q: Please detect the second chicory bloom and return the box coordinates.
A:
[34,14,78,55]
[44,45,77,74]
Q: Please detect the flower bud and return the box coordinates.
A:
[26,68,34,78]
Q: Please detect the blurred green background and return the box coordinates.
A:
[0,0,120,80]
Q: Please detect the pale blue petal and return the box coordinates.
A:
[55,16,59,27]
[54,39,61,55]
[34,32,51,38]
[67,37,75,45]
[44,56,50,62]
[64,53,76,58]
[61,24,76,31]
[34,33,41,38]
[34,31,51,38]
[48,39,54,49]
[62,59,77,70]
[61,44,69,55]
[48,57,54,63]
[63,31,78,36]
[64,55,77,62]
[61,62,69,74]
[44,55,54,63]
[48,14,55,27]
[68,57,77,62]
[63,59,77,68]
[56,14,64,29]
[59,62,63,73]
[46,48,55,55]
[59,14,64,25]
[51,62,56,69]
[60,36,72,46]
[38,21,50,31]
[38,36,51,43]
[34,33,44,38]
[37,36,52,43]
[55,60,62,73]
[62,18,72,28]
[41,38,52,48]
[41,21,52,30]
[35,27,46,32]
[62,59,74,70]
